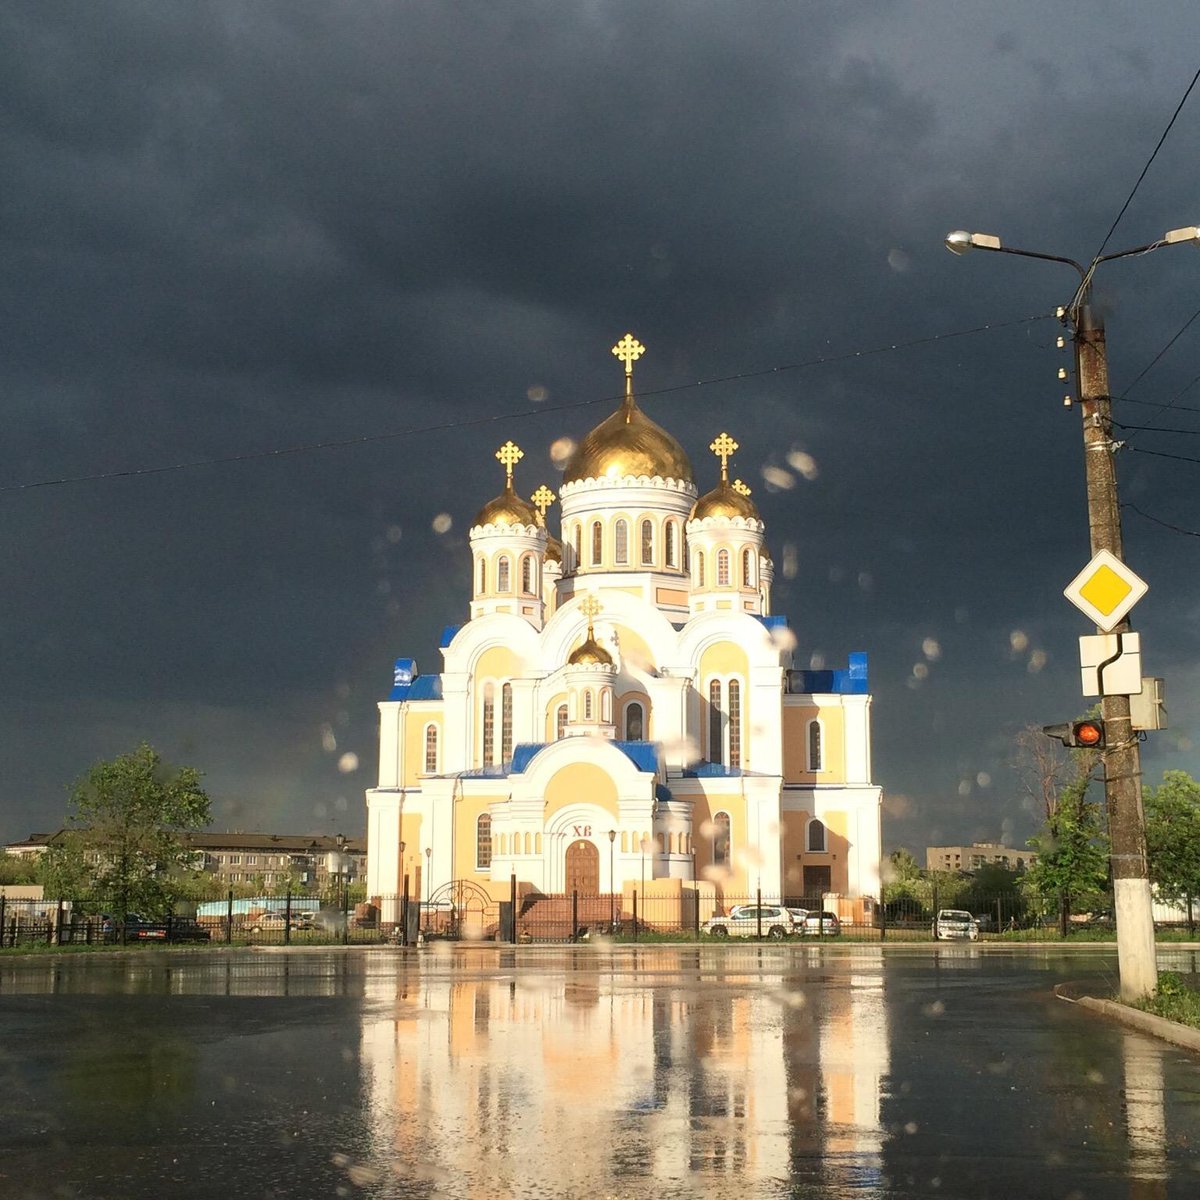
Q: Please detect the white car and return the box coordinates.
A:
[933,909,980,941]
[703,905,794,940]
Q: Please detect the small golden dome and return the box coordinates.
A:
[690,479,761,522]
[544,533,563,564]
[567,635,613,667]
[472,481,538,529]
[563,396,693,485]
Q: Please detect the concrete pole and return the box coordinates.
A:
[1075,301,1157,1001]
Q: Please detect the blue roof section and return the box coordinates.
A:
[508,740,660,775]
[439,624,463,649]
[756,614,790,633]
[456,763,513,779]
[679,761,773,778]
[790,651,869,695]
[387,657,444,701]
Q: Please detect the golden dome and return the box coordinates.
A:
[544,533,563,564]
[472,481,538,529]
[563,396,693,485]
[691,479,761,522]
[567,635,613,667]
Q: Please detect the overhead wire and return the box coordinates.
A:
[1123,502,1200,539]
[0,311,1051,495]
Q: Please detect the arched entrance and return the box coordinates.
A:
[565,838,599,894]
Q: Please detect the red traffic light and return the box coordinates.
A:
[1042,720,1106,749]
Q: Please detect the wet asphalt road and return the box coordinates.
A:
[2,944,1200,1199]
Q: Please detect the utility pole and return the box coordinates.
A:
[944,223,1200,1000]
[1074,301,1158,999]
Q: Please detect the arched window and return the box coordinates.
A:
[708,679,723,763]
[665,521,677,568]
[808,720,823,772]
[573,524,582,571]
[521,554,534,594]
[728,680,741,768]
[640,519,654,565]
[497,556,511,592]
[424,724,438,773]
[625,702,644,741]
[807,818,827,853]
[591,521,603,565]
[742,548,754,587]
[717,549,730,586]
[614,519,629,565]
[556,704,568,739]
[477,557,487,595]
[601,689,612,722]
[477,814,492,870]
[696,551,706,588]
[501,683,513,761]
[482,682,495,764]
[712,812,731,867]
[583,690,593,721]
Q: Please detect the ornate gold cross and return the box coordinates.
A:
[709,432,739,481]
[579,592,602,637]
[611,333,645,399]
[530,484,556,519]
[732,479,752,497]
[495,440,523,486]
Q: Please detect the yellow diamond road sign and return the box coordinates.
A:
[1064,550,1148,632]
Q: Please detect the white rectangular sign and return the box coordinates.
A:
[1079,631,1142,697]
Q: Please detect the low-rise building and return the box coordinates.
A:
[925,842,1036,874]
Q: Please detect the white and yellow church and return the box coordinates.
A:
[365,335,882,922]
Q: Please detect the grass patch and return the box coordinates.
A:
[1133,972,1200,1029]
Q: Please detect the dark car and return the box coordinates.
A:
[124,915,211,943]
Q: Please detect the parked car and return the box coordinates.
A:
[703,905,795,939]
[786,907,810,927]
[248,912,312,933]
[123,915,211,943]
[800,911,841,936]
[933,909,979,941]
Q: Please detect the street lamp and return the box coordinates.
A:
[946,221,1198,1000]
[334,833,347,914]
[607,829,617,929]
[424,847,432,903]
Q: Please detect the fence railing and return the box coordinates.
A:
[2,888,1187,949]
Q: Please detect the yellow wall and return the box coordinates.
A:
[780,809,850,897]
[544,691,568,740]
[402,707,443,785]
[397,816,424,898]
[782,703,846,782]
[452,792,507,900]
[544,763,618,821]
[690,791,752,898]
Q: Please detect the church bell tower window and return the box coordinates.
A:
[640,520,654,565]
[717,549,730,587]
[615,519,629,564]
[501,683,513,761]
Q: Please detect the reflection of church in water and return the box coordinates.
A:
[365,335,882,914]
[358,948,891,1193]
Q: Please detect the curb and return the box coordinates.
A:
[1054,982,1200,1053]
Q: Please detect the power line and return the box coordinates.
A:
[1115,421,1200,436]
[0,312,1051,496]
[1118,391,1200,416]
[1118,303,1200,448]
[1127,446,1200,466]
[1123,501,1200,539]
[1091,62,1200,263]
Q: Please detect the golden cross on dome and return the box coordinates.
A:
[579,593,603,637]
[709,432,739,481]
[495,440,523,486]
[530,484,556,519]
[611,333,645,399]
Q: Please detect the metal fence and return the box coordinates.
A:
[3,887,1191,950]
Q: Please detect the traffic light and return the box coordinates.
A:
[1042,719,1106,749]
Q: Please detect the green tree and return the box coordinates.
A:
[0,853,40,885]
[44,743,211,917]
[1144,771,1200,917]
[1024,772,1109,933]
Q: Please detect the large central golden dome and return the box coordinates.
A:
[563,395,693,485]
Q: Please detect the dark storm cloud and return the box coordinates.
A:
[2,0,1198,848]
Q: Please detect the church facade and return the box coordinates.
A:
[365,335,882,922]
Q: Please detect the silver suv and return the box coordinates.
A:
[703,905,794,940]
[933,909,980,941]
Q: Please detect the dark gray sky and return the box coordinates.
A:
[3,1,1198,853]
